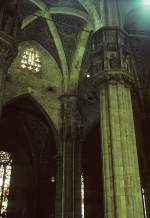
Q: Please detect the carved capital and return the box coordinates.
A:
[100,70,134,86]
[93,70,136,88]
[60,95,82,139]
[92,27,137,88]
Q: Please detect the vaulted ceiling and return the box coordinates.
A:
[19,0,150,103]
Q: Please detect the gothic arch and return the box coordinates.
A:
[0,94,59,218]
[2,94,60,150]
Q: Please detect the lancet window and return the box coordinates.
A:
[142,188,147,218]
[0,151,12,217]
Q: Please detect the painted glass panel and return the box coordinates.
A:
[0,151,12,217]
[21,48,41,72]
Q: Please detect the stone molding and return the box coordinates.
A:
[93,70,136,88]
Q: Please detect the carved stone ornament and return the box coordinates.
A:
[93,70,136,88]
[60,95,82,139]
[92,27,138,88]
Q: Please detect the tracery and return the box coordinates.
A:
[21,48,41,72]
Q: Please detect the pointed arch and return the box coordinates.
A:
[2,94,60,151]
[0,94,59,218]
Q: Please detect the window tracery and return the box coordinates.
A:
[21,48,41,72]
[0,151,12,217]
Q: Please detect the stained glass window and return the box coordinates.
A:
[81,173,84,218]
[142,188,147,218]
[0,151,12,217]
[21,48,41,72]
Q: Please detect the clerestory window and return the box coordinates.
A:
[0,151,12,217]
[21,48,41,72]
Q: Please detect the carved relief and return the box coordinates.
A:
[91,28,137,88]
[109,53,121,69]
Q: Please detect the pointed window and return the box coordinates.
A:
[0,151,12,217]
[21,48,41,72]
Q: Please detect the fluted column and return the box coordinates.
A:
[93,27,144,218]
[100,77,144,218]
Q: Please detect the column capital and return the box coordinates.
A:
[93,70,136,88]
[59,94,82,139]
[92,27,138,88]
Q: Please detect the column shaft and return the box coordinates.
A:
[60,97,81,218]
[100,82,144,218]
[100,86,115,218]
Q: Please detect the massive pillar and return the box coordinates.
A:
[57,95,81,218]
[93,28,144,218]
[0,1,19,115]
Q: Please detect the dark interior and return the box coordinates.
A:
[82,124,104,218]
[0,94,57,218]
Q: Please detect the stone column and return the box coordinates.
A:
[93,28,144,218]
[59,95,81,218]
[101,0,120,26]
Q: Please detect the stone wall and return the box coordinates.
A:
[4,40,62,130]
